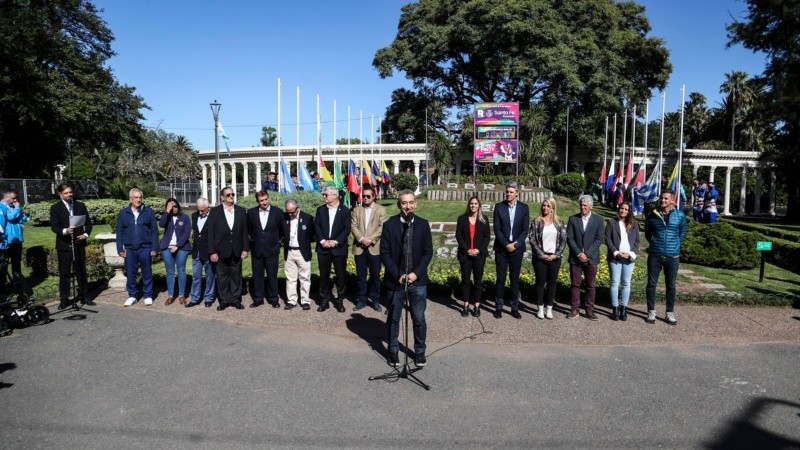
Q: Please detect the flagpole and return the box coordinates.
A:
[644,99,649,171]
[347,106,351,162]
[612,113,617,169]
[333,99,337,161]
[658,91,666,196]
[371,114,375,165]
[603,115,608,203]
[631,104,636,182]
[360,109,364,189]
[316,94,321,171]
[278,78,282,167]
[296,86,300,171]
[678,84,686,199]
[621,107,627,186]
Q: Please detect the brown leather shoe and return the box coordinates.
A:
[178,296,186,305]
[566,308,579,319]
[165,296,175,306]
[586,309,599,321]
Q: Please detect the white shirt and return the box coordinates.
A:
[197,214,208,233]
[327,204,338,237]
[581,212,591,231]
[542,223,557,254]
[224,206,235,230]
[288,215,299,247]
[168,216,178,246]
[507,201,517,240]
[259,207,270,230]
[363,205,372,233]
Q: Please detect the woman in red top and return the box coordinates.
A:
[455,196,491,317]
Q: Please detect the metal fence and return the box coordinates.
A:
[154,181,204,205]
[0,179,103,204]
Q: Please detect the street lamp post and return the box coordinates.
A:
[210,101,221,204]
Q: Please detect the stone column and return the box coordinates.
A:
[723,167,732,216]
[413,160,420,180]
[392,159,401,175]
[753,168,763,215]
[255,162,262,191]
[220,163,227,191]
[230,162,238,199]
[709,166,717,183]
[769,170,776,216]
[243,162,250,197]
[738,166,747,215]
[201,164,208,202]
[210,166,218,206]
[692,165,699,178]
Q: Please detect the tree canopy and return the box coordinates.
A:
[0,0,148,178]
[374,0,671,142]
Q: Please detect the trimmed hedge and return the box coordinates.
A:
[721,221,800,274]
[24,242,114,281]
[550,173,585,198]
[392,172,419,192]
[681,221,761,269]
[26,199,133,226]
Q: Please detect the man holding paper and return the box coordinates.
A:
[50,182,93,310]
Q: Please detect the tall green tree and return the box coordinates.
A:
[0,0,147,178]
[518,105,555,186]
[374,0,671,148]
[260,126,278,146]
[719,71,754,151]
[727,0,800,219]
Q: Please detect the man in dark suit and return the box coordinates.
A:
[381,189,433,368]
[282,199,314,310]
[186,197,215,307]
[314,185,351,313]
[49,182,93,310]
[566,194,605,320]
[207,186,249,311]
[492,182,530,319]
[246,190,284,308]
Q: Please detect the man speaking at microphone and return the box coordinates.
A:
[380,190,433,369]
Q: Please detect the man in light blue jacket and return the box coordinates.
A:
[0,189,28,278]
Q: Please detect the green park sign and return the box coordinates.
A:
[756,241,773,251]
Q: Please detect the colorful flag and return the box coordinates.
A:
[217,122,231,156]
[371,160,382,184]
[624,155,633,186]
[631,157,646,188]
[598,160,607,185]
[319,156,334,186]
[347,159,361,203]
[380,161,391,184]
[667,163,684,208]
[333,158,345,191]
[278,159,295,194]
[633,160,660,214]
[361,159,376,186]
[604,161,616,192]
[298,162,318,192]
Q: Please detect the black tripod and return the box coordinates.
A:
[369,219,429,390]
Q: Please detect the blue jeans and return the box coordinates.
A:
[190,257,216,304]
[162,249,189,297]
[355,252,382,306]
[124,247,153,298]
[386,284,427,355]
[608,259,635,307]
[646,255,680,312]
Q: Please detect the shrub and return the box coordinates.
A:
[681,221,761,269]
[392,172,418,192]
[550,173,585,198]
[235,190,325,215]
[25,198,131,226]
[24,245,53,277]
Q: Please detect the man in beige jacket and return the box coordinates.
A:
[351,185,388,311]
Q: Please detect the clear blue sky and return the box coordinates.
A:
[94,0,765,152]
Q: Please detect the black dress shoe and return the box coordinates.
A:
[233,303,245,310]
[461,306,469,317]
[334,303,346,313]
[473,306,481,317]
[81,299,96,306]
[58,300,69,310]
[301,303,311,310]
[204,302,213,307]
[493,310,502,319]
[317,303,330,312]
[217,304,227,311]
[249,301,263,308]
[284,303,296,310]
[619,306,628,321]
[510,309,522,319]
[270,300,281,308]
[185,301,200,308]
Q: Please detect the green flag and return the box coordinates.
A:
[334,158,348,207]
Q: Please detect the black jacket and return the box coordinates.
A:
[206,204,249,258]
[380,214,433,289]
[455,214,490,261]
[49,200,93,251]
[282,211,315,262]
[246,206,284,258]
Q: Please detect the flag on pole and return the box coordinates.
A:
[624,156,633,186]
[333,158,345,191]
[604,160,616,192]
[667,162,684,208]
[217,122,231,155]
[278,159,295,194]
[348,159,361,203]
[371,161,382,184]
[361,159,376,186]
[380,161,391,184]
[631,157,646,188]
[298,162,318,192]
[599,160,607,185]
[633,160,660,214]
[319,156,334,186]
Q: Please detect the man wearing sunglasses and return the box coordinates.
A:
[207,187,249,311]
[351,186,388,312]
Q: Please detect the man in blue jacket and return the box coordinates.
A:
[0,190,28,280]
[644,190,688,325]
[116,188,159,307]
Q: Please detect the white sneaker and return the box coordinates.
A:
[143,297,153,306]
[666,311,677,325]
[647,310,656,324]
[124,297,136,307]
[537,306,545,320]
[545,305,553,320]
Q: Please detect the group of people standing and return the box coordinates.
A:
[691,178,719,224]
[455,182,687,326]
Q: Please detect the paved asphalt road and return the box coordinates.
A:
[1,302,799,449]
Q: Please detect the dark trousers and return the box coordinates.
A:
[355,251,381,306]
[215,255,243,306]
[6,243,22,275]
[318,252,347,305]
[58,247,88,302]
[570,261,598,310]
[386,284,427,355]
[459,256,485,304]
[251,254,279,303]
[646,255,680,312]
[495,249,523,311]
[534,256,560,306]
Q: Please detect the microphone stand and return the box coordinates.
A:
[369,218,429,390]
[53,209,97,317]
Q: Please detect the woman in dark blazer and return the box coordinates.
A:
[159,198,192,305]
[605,201,640,321]
[455,196,490,317]
[528,197,567,320]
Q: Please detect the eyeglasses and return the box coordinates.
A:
[285,210,297,215]
[224,193,235,198]
[362,195,372,199]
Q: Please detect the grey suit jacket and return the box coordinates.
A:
[566,213,604,265]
